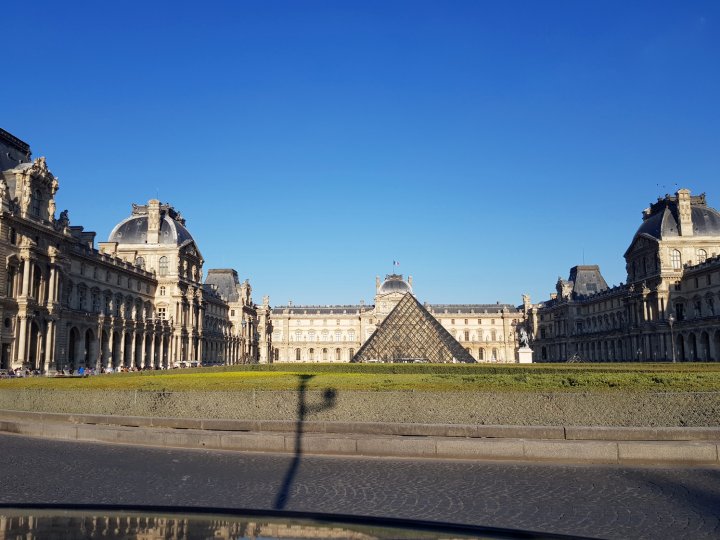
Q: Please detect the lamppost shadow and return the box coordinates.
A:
[273,374,337,510]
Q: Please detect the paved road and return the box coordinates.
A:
[0,433,718,539]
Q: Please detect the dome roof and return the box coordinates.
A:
[635,201,720,240]
[378,274,412,295]
[108,213,194,246]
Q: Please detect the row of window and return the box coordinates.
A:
[291,347,356,362]
[671,248,708,271]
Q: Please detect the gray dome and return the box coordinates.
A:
[378,274,412,295]
[636,206,720,240]
[109,214,194,246]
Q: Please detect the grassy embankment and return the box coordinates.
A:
[1,363,720,392]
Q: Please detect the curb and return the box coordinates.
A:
[1,410,718,466]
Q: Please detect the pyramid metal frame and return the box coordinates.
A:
[351,293,476,363]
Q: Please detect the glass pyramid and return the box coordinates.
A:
[352,293,476,363]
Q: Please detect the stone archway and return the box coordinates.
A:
[100,330,110,368]
[700,331,710,362]
[124,332,133,367]
[28,320,42,371]
[112,331,122,368]
[83,328,96,369]
[677,334,686,362]
[68,327,81,371]
[688,333,698,362]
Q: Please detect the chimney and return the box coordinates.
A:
[677,189,693,237]
[147,199,161,243]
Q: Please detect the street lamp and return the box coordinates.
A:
[668,314,676,363]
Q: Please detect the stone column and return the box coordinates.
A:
[119,330,126,368]
[43,320,55,373]
[197,338,203,365]
[149,332,156,367]
[159,334,165,367]
[109,330,116,368]
[16,315,28,365]
[130,331,136,368]
[139,332,146,368]
[21,259,31,297]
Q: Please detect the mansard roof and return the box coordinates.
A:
[567,265,609,297]
[205,269,240,302]
[352,293,476,364]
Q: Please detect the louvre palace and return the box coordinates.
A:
[270,273,526,363]
[4,126,719,369]
[0,128,271,372]
[530,188,720,362]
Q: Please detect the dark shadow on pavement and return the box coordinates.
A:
[273,374,336,510]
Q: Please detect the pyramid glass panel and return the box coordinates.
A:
[352,293,476,363]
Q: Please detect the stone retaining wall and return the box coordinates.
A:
[0,389,718,426]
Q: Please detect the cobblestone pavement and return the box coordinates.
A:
[0,433,718,539]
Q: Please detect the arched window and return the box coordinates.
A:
[322,348,328,361]
[6,267,15,297]
[671,250,682,270]
[159,256,168,276]
[295,348,301,361]
[492,348,498,361]
[31,189,42,217]
[335,348,341,361]
[479,348,485,361]
[135,257,145,270]
[697,249,708,264]
[349,348,355,359]
[309,348,315,361]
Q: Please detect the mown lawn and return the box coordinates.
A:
[2,363,720,392]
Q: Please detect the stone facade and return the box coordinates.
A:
[269,274,525,363]
[0,129,262,372]
[530,189,720,362]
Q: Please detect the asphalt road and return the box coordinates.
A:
[0,433,718,539]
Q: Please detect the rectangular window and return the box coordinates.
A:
[158,307,166,320]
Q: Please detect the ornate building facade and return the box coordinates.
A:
[530,189,720,362]
[0,128,262,372]
[269,273,525,363]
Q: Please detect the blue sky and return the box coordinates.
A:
[3,1,719,306]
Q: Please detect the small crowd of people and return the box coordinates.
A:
[1,363,206,378]
[0,367,42,379]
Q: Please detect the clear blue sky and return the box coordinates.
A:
[3,1,719,306]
